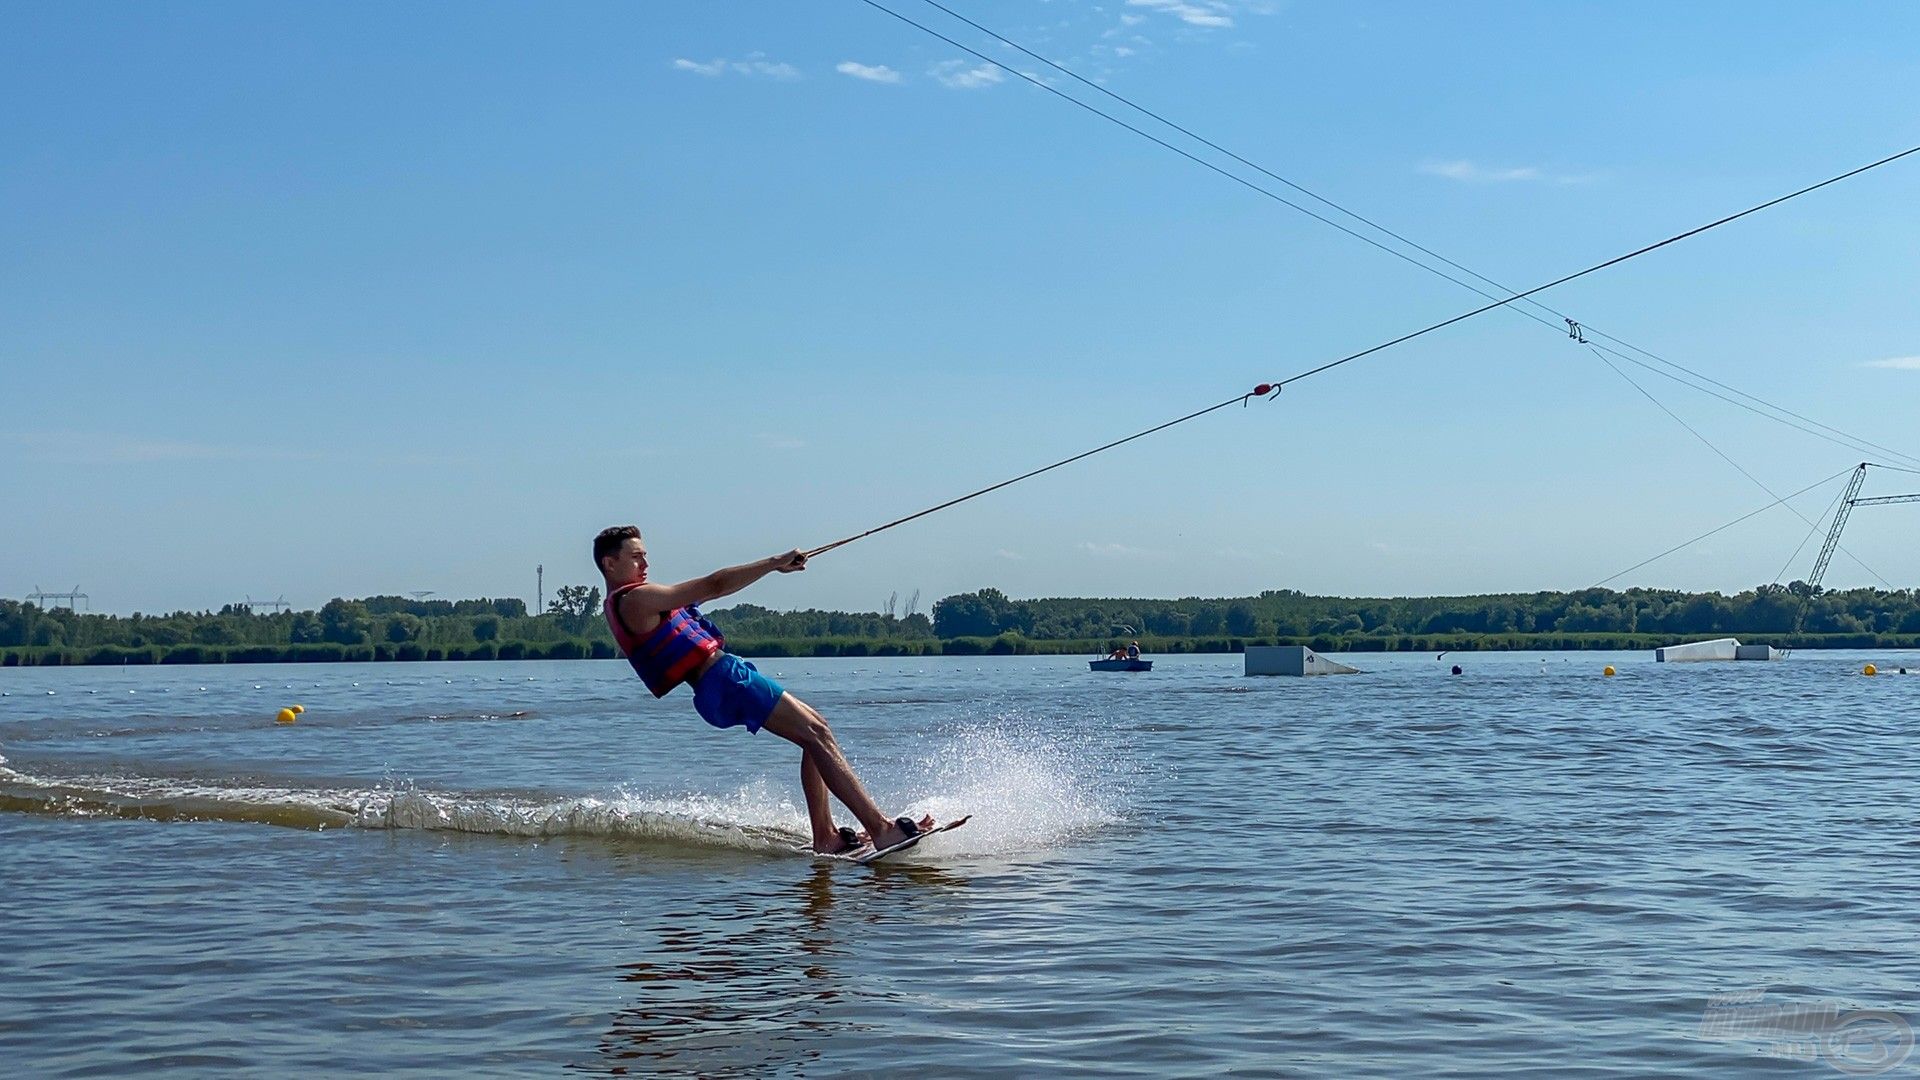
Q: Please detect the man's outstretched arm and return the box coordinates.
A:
[622,550,807,618]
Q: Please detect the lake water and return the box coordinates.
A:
[4,651,1918,1077]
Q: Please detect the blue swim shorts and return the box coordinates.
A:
[691,653,785,734]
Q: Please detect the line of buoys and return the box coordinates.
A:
[273,704,305,724]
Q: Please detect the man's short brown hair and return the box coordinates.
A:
[594,525,641,571]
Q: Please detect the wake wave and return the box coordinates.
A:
[0,718,1126,857]
[364,783,811,852]
[0,765,810,852]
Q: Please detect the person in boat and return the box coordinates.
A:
[1106,646,1128,660]
[594,525,929,855]
[1126,641,1141,660]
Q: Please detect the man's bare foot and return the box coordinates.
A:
[812,825,869,856]
[870,813,936,851]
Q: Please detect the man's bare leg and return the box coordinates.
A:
[800,752,858,854]
[762,693,928,850]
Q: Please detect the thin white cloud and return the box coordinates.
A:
[1127,0,1233,28]
[756,433,806,450]
[1420,159,1598,185]
[671,54,801,80]
[994,549,1025,561]
[836,61,902,84]
[1862,356,1920,370]
[5,431,316,465]
[1420,159,1543,183]
[931,59,1005,89]
[1079,541,1161,559]
[1214,547,1286,561]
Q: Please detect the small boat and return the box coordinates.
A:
[1089,658,1152,672]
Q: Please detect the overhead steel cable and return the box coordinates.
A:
[1772,484,1851,588]
[848,0,1516,303]
[861,0,1920,468]
[1588,466,1859,589]
[1585,345,1894,587]
[1575,327,1920,469]
[1578,337,1917,465]
[808,144,1916,558]
[1257,145,1920,386]
[811,3,1920,558]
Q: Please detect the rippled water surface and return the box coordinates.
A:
[4,652,1919,1076]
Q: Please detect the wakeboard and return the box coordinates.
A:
[854,815,970,865]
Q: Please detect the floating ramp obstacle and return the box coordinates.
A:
[1246,645,1360,676]
[1653,637,1782,662]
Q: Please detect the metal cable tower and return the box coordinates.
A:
[26,585,88,611]
[1802,465,1872,605]
[1791,464,1918,642]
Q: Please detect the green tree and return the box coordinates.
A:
[319,599,372,645]
[192,622,239,646]
[1225,601,1259,636]
[1190,605,1225,636]
[933,589,1011,637]
[548,585,602,634]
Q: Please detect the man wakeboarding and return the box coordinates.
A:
[593,525,930,856]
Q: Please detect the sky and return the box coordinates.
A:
[2,0,1918,616]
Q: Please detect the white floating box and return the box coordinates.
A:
[1245,645,1360,676]
[1653,637,1782,662]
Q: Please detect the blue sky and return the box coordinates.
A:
[3,1,1917,616]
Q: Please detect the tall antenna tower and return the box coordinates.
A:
[536,565,544,615]
[26,585,88,611]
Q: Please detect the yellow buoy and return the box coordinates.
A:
[291,704,306,714]
[275,707,297,724]
[1863,664,1877,677]
[1603,666,1616,677]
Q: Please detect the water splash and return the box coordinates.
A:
[895,715,1128,856]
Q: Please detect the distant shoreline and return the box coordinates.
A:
[5,632,1917,668]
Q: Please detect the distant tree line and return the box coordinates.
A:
[2,580,1916,666]
[929,584,1920,640]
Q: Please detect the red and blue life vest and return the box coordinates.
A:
[605,583,724,698]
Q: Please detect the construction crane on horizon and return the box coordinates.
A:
[1801,465,1919,602]
[26,585,88,611]
[237,595,292,613]
[1787,463,1919,646]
